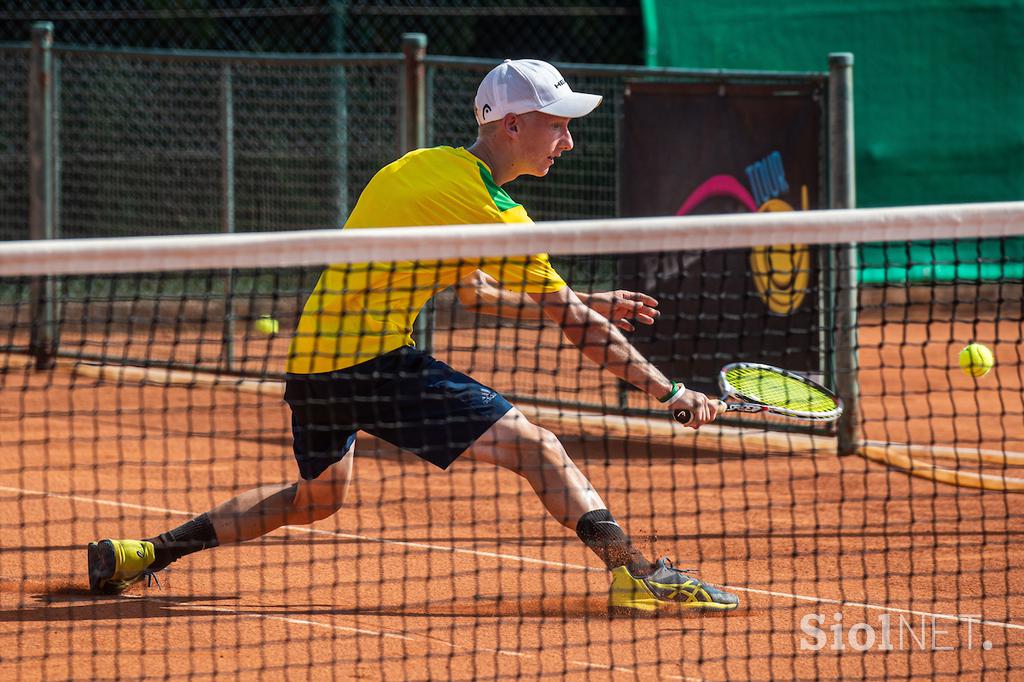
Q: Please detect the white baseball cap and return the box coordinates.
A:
[474,59,603,126]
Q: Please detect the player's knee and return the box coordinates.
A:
[538,428,567,465]
[310,486,346,522]
[513,426,569,477]
[293,480,345,523]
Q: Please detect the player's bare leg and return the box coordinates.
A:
[464,408,739,612]
[466,408,604,527]
[466,408,652,573]
[208,445,355,545]
[144,444,355,573]
[88,447,355,592]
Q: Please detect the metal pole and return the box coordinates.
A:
[401,33,426,154]
[829,53,861,455]
[328,0,349,225]
[402,33,432,354]
[28,22,57,369]
[221,63,236,371]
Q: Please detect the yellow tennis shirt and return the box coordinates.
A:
[287,146,567,374]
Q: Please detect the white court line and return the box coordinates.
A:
[123,595,666,680]
[0,484,690,680]
[2,484,1021,636]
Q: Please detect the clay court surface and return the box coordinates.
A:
[1,311,1022,680]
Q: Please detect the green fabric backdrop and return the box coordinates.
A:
[641,0,1023,283]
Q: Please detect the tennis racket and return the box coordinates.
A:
[673,362,843,425]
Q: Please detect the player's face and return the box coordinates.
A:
[514,112,574,177]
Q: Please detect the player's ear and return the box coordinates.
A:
[502,113,519,137]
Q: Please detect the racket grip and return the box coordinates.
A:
[673,400,725,426]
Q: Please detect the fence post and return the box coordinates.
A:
[401,33,427,154]
[829,52,861,455]
[220,63,236,372]
[402,33,432,354]
[28,21,57,370]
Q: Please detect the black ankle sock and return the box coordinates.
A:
[575,509,653,576]
[146,513,219,572]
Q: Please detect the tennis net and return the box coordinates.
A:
[1,203,1022,680]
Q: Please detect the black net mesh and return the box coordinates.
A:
[0,213,1022,679]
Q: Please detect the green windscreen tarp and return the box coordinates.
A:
[641,0,1024,284]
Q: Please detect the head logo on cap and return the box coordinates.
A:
[474,59,602,126]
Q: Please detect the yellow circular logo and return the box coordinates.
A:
[750,199,809,316]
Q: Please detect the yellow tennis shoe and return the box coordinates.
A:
[609,558,739,614]
[88,539,156,594]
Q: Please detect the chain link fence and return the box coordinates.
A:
[0,38,662,244]
[54,50,400,238]
[0,49,28,242]
[1,2,644,243]
[0,1,644,62]
[0,42,404,241]
[1,24,823,276]
[1,18,831,402]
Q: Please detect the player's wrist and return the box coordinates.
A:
[657,380,685,404]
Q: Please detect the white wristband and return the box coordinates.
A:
[658,381,686,404]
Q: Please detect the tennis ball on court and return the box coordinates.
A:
[253,314,280,336]
[958,343,994,377]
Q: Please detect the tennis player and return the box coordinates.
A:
[89,59,738,613]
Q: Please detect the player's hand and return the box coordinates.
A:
[668,389,721,429]
[587,290,660,332]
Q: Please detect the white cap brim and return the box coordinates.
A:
[536,92,603,119]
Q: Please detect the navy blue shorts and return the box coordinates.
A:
[284,346,513,480]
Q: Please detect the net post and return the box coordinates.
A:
[402,33,433,354]
[28,21,58,370]
[828,52,861,455]
[220,63,236,372]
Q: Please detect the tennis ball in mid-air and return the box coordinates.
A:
[253,315,280,336]
[958,343,994,377]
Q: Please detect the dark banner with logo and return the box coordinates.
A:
[618,81,825,394]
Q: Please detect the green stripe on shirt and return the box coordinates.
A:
[477,163,521,212]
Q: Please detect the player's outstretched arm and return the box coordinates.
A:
[456,271,661,331]
[528,286,718,427]
[455,270,545,320]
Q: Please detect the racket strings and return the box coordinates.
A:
[725,367,836,413]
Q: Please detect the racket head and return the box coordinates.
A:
[719,362,843,421]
